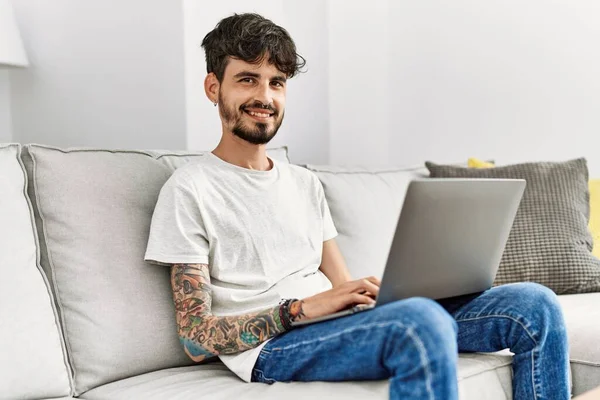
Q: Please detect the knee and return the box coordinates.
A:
[375,298,458,382]
[383,297,458,353]
[510,282,561,312]
[504,282,566,332]
[402,297,458,330]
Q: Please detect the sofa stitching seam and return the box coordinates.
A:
[456,359,514,381]
[27,143,155,157]
[569,359,600,367]
[17,145,76,396]
[29,146,80,395]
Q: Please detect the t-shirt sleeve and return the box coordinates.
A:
[314,175,338,242]
[144,170,210,266]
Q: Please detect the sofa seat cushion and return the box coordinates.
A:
[82,354,513,400]
[41,398,77,400]
[558,293,600,396]
[0,144,72,400]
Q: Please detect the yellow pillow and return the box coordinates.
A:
[468,157,600,258]
[590,179,600,258]
[467,158,494,169]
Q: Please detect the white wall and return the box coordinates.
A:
[0,71,11,142]
[328,0,390,166]
[329,0,600,175]
[9,0,187,150]
[5,1,600,173]
[183,0,330,164]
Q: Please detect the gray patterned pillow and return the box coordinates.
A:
[425,158,600,294]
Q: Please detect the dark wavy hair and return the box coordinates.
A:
[201,13,306,82]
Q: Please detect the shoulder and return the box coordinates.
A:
[173,155,213,177]
[281,162,317,181]
[169,156,216,185]
[160,159,214,198]
[279,162,323,193]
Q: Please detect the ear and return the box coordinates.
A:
[204,73,220,104]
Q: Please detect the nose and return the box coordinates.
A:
[253,81,274,107]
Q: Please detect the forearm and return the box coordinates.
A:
[179,304,289,361]
[173,263,289,362]
[171,264,305,362]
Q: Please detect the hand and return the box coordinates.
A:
[292,276,381,321]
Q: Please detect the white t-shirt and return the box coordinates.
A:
[144,152,338,382]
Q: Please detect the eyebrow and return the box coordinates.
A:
[233,71,287,82]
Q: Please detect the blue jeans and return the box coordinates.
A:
[251,282,570,400]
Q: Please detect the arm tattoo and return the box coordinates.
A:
[289,300,307,321]
[171,263,288,362]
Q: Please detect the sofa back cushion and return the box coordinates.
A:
[0,144,71,399]
[21,144,289,395]
[426,158,600,294]
[304,164,427,279]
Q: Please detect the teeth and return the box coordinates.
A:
[247,111,270,118]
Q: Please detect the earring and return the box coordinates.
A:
[214,102,218,107]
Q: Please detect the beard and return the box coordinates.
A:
[218,92,284,145]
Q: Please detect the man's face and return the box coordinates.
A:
[217,57,287,145]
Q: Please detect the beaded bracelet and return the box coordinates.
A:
[278,298,299,331]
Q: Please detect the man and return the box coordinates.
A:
[145,13,570,399]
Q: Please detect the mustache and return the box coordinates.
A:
[241,101,277,116]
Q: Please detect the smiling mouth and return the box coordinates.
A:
[243,110,274,120]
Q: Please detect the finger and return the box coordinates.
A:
[352,279,380,296]
[353,276,380,288]
[349,293,376,305]
[358,290,377,300]
[365,276,381,287]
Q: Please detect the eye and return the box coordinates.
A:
[240,78,254,84]
[271,81,284,88]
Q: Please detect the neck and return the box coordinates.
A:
[212,132,273,171]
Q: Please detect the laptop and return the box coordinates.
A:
[291,178,526,327]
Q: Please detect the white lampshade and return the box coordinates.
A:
[0,0,28,67]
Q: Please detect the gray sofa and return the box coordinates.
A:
[1,143,598,400]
